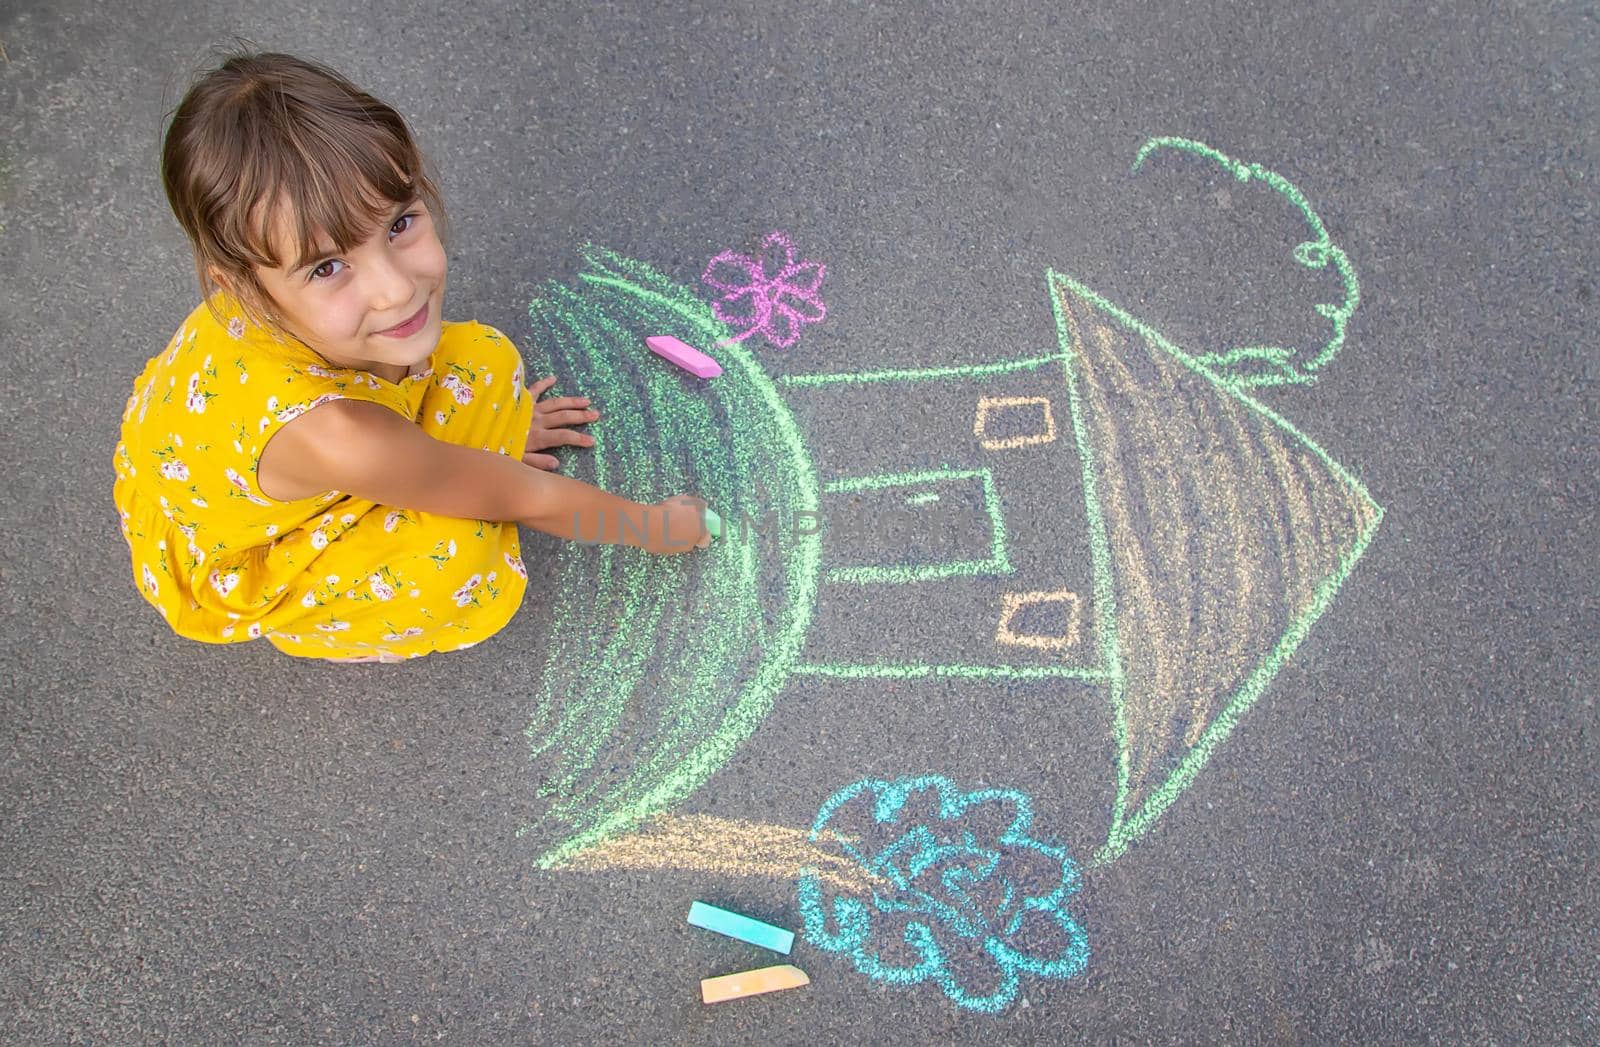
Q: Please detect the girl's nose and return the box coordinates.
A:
[365,255,416,314]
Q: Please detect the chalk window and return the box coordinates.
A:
[973,396,1057,450]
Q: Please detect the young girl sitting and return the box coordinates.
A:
[112,50,709,663]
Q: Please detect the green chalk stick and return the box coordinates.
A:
[688,901,793,954]
[703,508,722,540]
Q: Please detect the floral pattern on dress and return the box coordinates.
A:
[111,301,534,660]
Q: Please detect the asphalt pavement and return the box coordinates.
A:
[1,1,1595,1042]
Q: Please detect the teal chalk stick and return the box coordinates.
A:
[704,508,722,540]
[687,901,794,955]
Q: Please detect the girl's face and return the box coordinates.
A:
[248,193,447,383]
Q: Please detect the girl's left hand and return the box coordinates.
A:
[523,375,599,470]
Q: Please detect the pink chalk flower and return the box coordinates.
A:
[701,231,826,349]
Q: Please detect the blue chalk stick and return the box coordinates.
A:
[688,901,794,955]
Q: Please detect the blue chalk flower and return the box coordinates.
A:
[798,775,1089,1014]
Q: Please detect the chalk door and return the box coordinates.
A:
[777,360,1107,685]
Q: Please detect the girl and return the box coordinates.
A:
[112,50,709,663]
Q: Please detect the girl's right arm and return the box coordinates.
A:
[257,400,709,553]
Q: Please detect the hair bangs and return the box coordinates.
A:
[246,108,424,274]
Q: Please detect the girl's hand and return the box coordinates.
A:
[523,375,599,470]
[646,495,712,554]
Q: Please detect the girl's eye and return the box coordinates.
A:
[307,213,419,282]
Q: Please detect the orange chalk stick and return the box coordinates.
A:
[700,964,810,1004]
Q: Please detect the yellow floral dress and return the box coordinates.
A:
[111,294,535,660]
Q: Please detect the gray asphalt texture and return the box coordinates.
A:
[2,0,1596,1042]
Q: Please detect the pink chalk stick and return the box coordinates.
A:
[646,335,722,378]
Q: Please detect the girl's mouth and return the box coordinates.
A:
[377,302,428,338]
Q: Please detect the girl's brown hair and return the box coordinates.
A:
[161,48,448,334]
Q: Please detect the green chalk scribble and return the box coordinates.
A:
[1132,136,1361,389]
[792,662,1113,682]
[521,246,821,868]
[777,352,1062,389]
